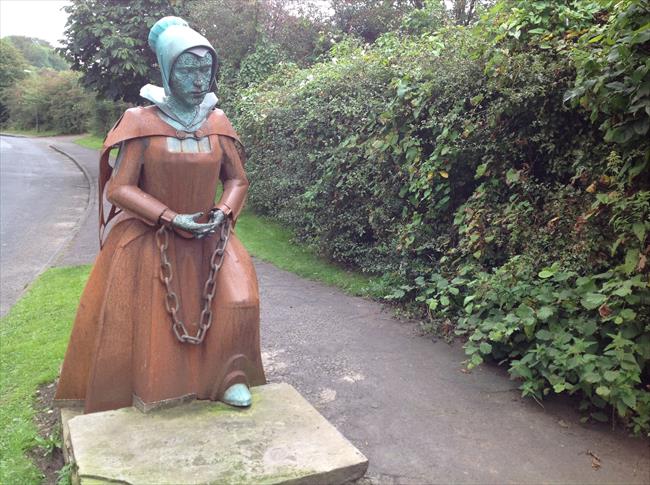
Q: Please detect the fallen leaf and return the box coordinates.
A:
[598,304,613,318]
[547,216,560,229]
[558,419,569,428]
[460,368,471,374]
[587,450,602,470]
[586,182,597,193]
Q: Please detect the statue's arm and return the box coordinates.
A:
[214,136,249,222]
[106,139,177,226]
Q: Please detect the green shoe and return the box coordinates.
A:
[222,383,252,407]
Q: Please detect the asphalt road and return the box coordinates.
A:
[0,135,88,316]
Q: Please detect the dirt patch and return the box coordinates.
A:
[27,381,65,484]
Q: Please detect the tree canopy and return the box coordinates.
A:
[59,0,190,102]
[0,39,28,122]
[3,36,68,71]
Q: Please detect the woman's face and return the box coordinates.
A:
[169,52,213,107]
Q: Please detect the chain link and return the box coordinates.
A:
[155,219,231,345]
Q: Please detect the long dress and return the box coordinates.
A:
[54,106,266,414]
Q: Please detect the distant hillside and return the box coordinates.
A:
[2,36,68,71]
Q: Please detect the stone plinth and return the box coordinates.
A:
[61,383,368,485]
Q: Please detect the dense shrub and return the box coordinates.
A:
[89,98,130,137]
[4,70,91,133]
[0,39,28,124]
[234,0,649,434]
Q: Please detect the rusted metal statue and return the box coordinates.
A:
[55,16,266,414]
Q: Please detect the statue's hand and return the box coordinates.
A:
[209,209,225,227]
[171,212,219,239]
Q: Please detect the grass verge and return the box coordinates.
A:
[0,266,90,484]
[73,134,104,150]
[236,210,379,296]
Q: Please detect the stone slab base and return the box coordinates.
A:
[61,383,368,484]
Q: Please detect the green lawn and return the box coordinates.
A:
[237,210,378,296]
[73,134,104,150]
[0,266,90,484]
[0,207,377,484]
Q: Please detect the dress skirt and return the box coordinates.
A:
[54,216,266,413]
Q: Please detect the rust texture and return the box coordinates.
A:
[54,106,266,413]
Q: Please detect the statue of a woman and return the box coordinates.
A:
[54,17,266,414]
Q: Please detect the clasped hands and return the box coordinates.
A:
[171,209,225,238]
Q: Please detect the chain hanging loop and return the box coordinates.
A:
[155,218,231,345]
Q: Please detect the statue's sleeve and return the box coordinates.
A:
[106,138,177,226]
[215,136,248,222]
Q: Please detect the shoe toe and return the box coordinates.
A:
[222,383,252,407]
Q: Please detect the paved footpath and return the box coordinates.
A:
[27,137,650,483]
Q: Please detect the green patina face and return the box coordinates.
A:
[169,52,214,108]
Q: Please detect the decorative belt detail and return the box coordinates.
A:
[175,129,205,139]
[155,219,231,344]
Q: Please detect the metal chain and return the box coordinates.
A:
[155,219,231,345]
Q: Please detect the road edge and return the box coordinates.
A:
[48,144,97,266]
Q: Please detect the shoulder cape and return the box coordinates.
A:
[99,105,240,244]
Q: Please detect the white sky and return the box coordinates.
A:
[0,0,455,48]
[0,0,70,47]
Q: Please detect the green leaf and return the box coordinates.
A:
[632,223,646,244]
[479,342,492,354]
[621,249,639,274]
[596,386,610,398]
[619,308,636,321]
[535,329,553,340]
[538,269,554,279]
[587,33,604,44]
[506,168,520,184]
[475,163,488,178]
[515,304,535,319]
[621,393,637,410]
[603,370,618,382]
[463,295,476,305]
[468,352,483,369]
[553,382,566,393]
[470,94,484,106]
[580,293,607,310]
[537,306,554,320]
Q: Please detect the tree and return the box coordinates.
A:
[449,0,483,25]
[60,0,190,102]
[0,39,28,123]
[4,70,91,133]
[4,36,68,71]
[189,0,328,70]
[330,0,425,42]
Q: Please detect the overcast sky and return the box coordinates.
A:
[0,0,71,47]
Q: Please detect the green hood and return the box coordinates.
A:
[148,16,218,96]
